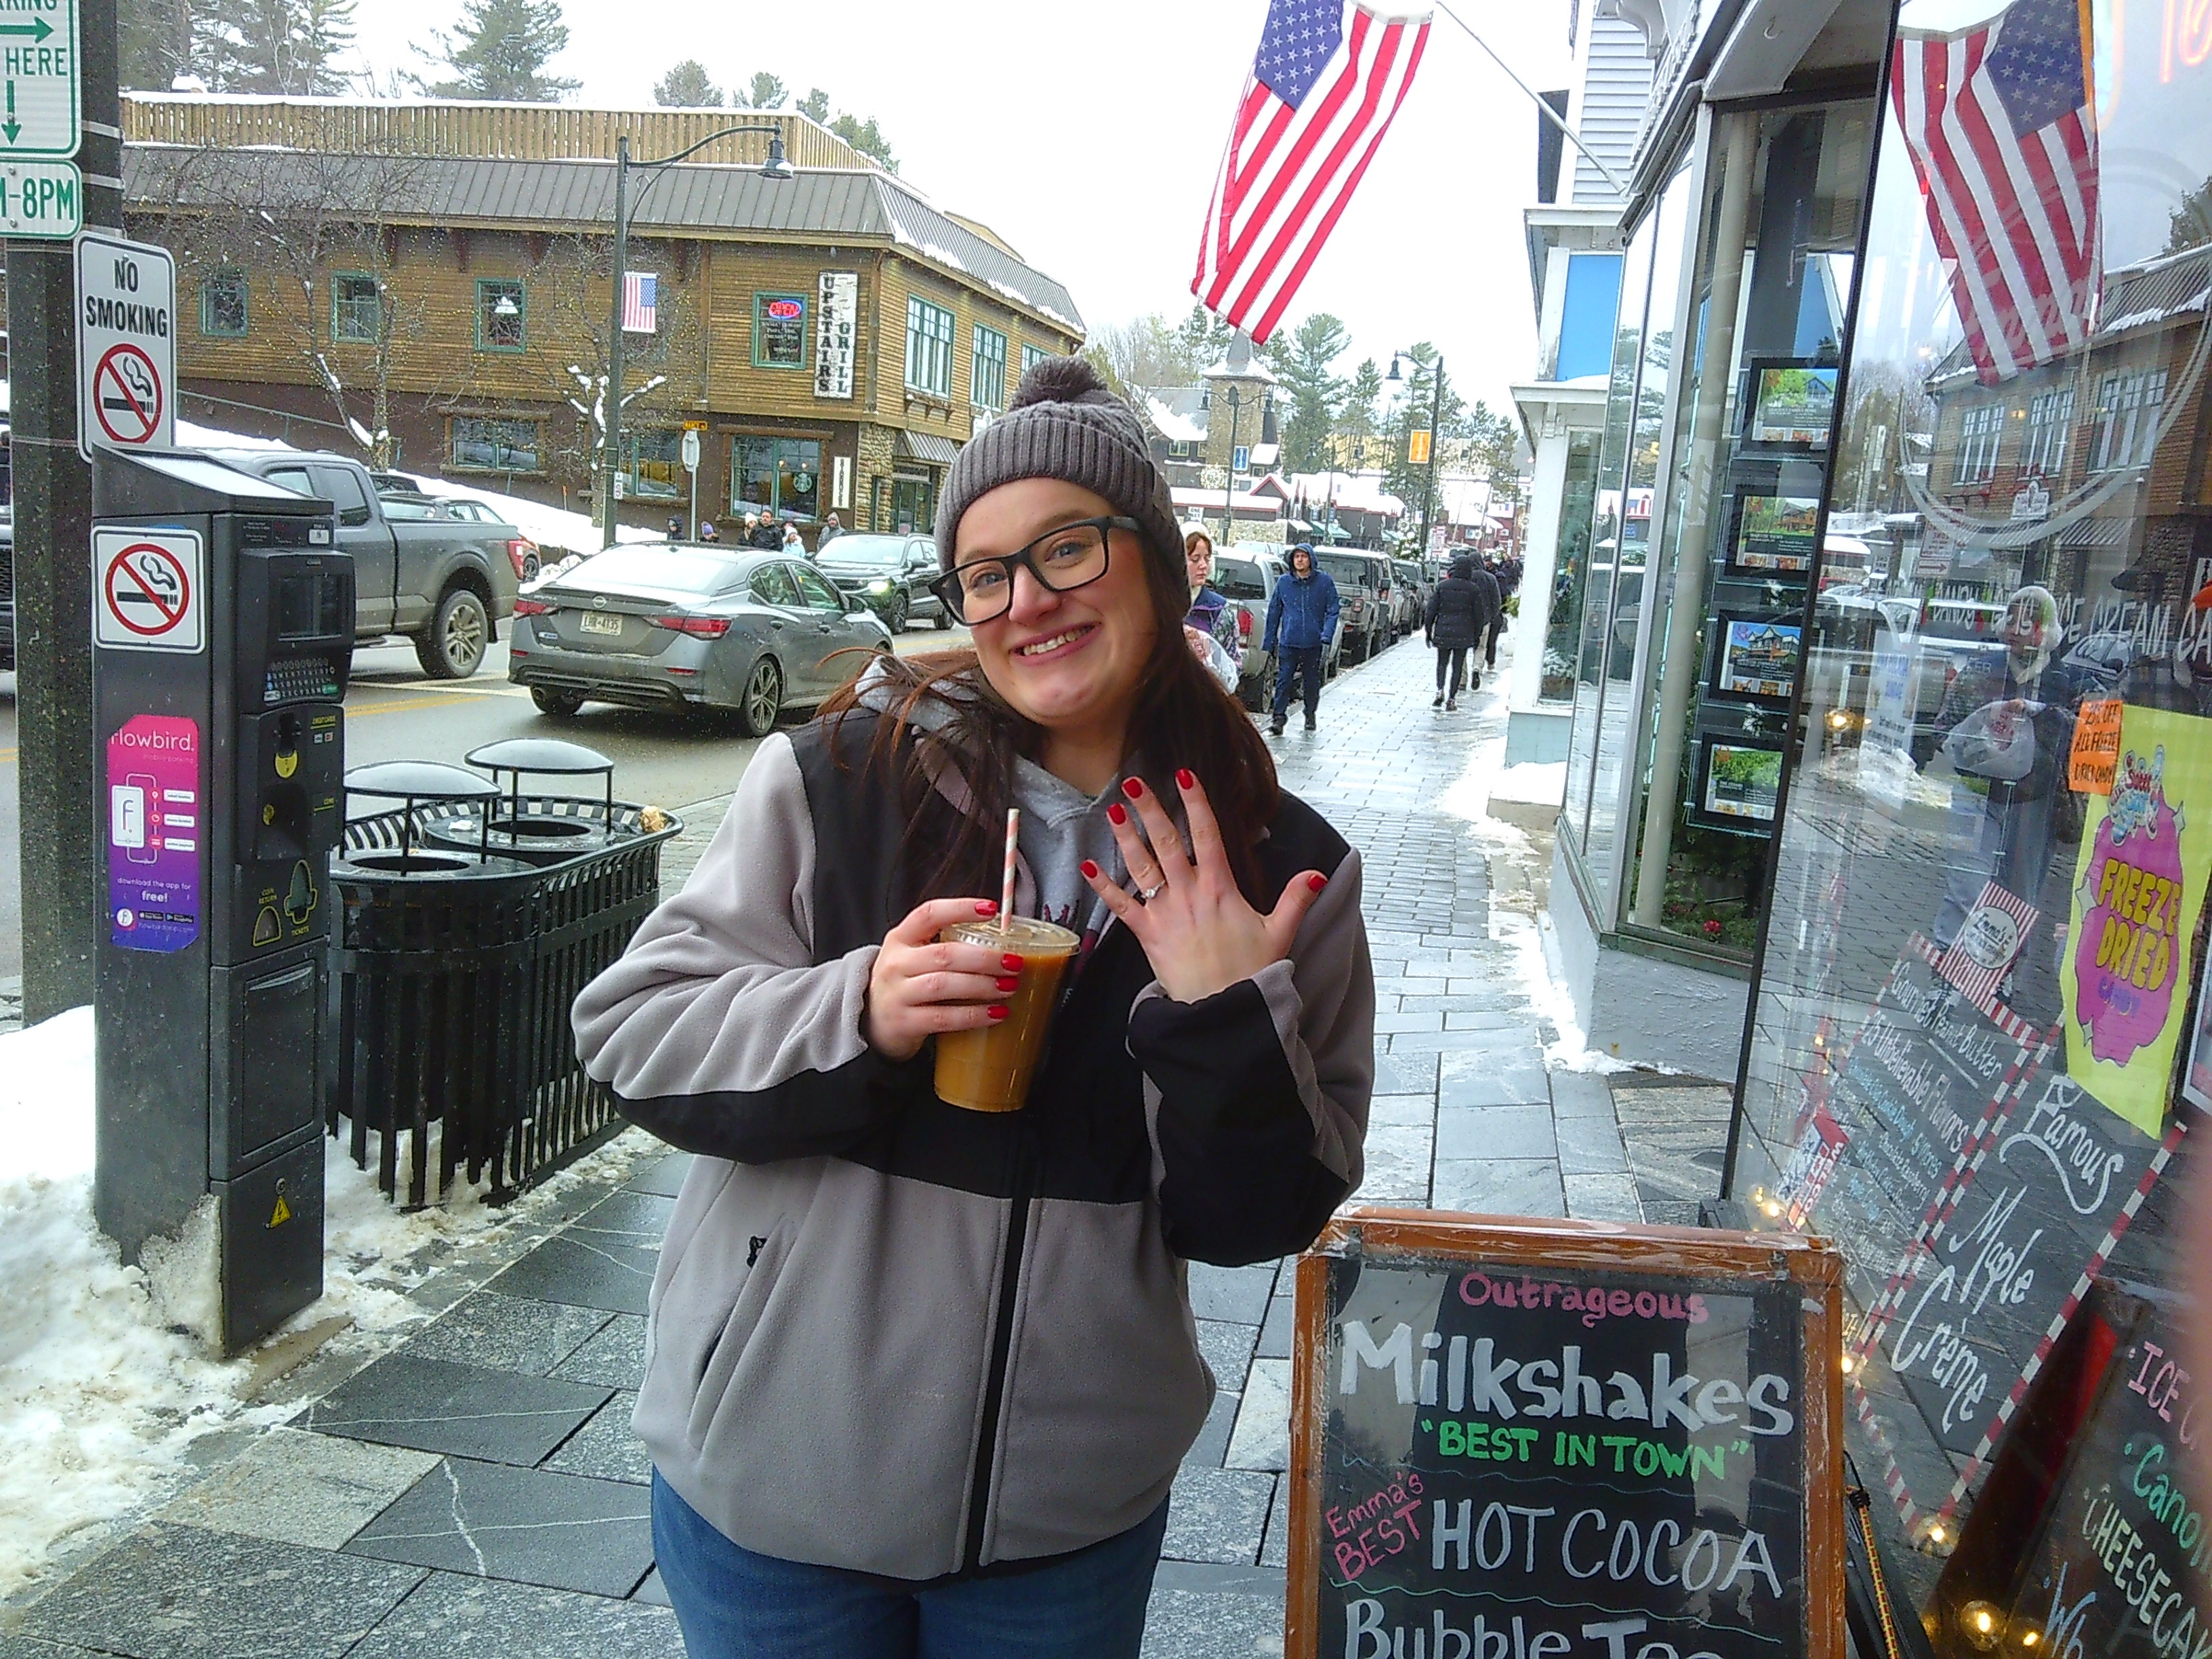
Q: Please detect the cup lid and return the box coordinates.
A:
[943,916,1080,953]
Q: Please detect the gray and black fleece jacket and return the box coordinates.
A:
[572,708,1374,1582]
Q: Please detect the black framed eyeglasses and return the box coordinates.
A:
[929,516,1141,625]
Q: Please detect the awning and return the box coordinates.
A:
[896,430,962,467]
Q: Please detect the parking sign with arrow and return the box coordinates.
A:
[0,0,79,159]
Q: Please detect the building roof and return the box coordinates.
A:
[1286,470,1405,518]
[121,144,1084,335]
[1144,394,1206,445]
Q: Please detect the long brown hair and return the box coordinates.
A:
[820,525,1280,904]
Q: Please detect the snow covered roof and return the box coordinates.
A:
[1286,471,1404,517]
[123,144,1085,335]
[1145,395,1206,445]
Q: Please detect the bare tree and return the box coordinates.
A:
[133,146,438,466]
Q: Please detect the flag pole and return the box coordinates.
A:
[1432,2,1631,198]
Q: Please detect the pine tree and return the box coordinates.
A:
[416,0,578,102]
[194,0,350,93]
[1174,302,1233,372]
[653,58,722,107]
[1264,312,1350,474]
[796,87,830,123]
[1333,358,1382,465]
[120,0,193,90]
[1382,344,1462,536]
[295,0,354,93]
[735,71,786,110]
[828,112,897,172]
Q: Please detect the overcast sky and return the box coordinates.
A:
[340,0,1575,422]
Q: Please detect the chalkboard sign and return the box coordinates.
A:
[1946,1284,2209,1657]
[1288,1211,1844,1659]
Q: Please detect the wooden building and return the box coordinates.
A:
[115,96,1086,538]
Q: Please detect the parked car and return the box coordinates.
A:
[1392,559,1429,636]
[209,448,533,680]
[508,544,893,735]
[1212,548,1344,710]
[1315,549,1393,663]
[812,531,952,632]
[379,492,539,577]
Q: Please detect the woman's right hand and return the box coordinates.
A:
[863,898,1023,1061]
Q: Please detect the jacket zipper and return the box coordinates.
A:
[962,1121,1036,1572]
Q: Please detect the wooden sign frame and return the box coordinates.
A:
[1284,1208,1847,1659]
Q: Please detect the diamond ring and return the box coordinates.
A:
[1139,882,1166,901]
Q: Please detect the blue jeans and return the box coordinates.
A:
[651,1471,1168,1659]
[1271,644,1324,724]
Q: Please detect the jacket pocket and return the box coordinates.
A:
[682,1214,794,1452]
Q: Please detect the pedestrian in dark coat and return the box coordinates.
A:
[1263,544,1340,735]
[1425,554,1498,710]
[1481,555,1514,670]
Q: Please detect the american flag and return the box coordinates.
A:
[621,271,658,335]
[1192,0,1431,346]
[1891,0,2100,386]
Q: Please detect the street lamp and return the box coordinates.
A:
[1387,350,1446,561]
[602,125,795,546]
[1202,383,1271,548]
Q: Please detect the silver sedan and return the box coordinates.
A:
[508,544,893,735]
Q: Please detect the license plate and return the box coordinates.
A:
[579,612,624,637]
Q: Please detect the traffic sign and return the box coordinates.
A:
[94,527,205,653]
[680,428,701,472]
[0,157,77,236]
[76,232,176,460]
[0,0,79,159]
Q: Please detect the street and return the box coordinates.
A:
[0,622,970,984]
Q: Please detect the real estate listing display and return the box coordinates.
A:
[1695,739,1784,832]
[1710,612,1803,705]
[1727,490,1820,575]
[1740,359,1837,450]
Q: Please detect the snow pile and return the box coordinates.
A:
[0,1007,664,1595]
[408,474,661,561]
[1489,760,1567,806]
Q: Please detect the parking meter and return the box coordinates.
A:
[91,449,352,1355]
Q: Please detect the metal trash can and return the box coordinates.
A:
[329,758,679,1205]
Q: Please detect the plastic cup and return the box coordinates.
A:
[933,916,1080,1112]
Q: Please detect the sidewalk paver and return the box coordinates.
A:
[6,630,1683,1659]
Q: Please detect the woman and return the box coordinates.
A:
[573,356,1374,1658]
[1425,552,1495,711]
[1183,527,1225,635]
[781,518,805,552]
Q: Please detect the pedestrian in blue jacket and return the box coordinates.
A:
[1263,544,1339,736]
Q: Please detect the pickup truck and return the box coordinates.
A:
[205,448,532,679]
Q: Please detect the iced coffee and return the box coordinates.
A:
[934,916,1080,1112]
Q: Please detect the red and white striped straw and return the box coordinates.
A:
[1000,808,1019,933]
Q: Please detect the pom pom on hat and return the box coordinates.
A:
[1008,355,1113,411]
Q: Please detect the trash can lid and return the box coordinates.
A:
[344,760,504,802]
[464,738,616,777]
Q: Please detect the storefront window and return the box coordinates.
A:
[1561,170,1673,866]
[731,436,822,520]
[1616,101,1874,957]
[1540,427,1602,703]
[1732,0,2212,1637]
[624,429,682,499]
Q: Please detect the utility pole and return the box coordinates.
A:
[600,134,632,548]
[1417,355,1446,559]
[1221,387,1244,548]
[12,0,121,1019]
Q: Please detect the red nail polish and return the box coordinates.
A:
[988,1006,1010,1021]
[997,976,1020,992]
[1122,777,1145,799]
[1106,802,1128,825]
[1308,874,1328,893]
[1079,859,1101,880]
[1176,769,1196,790]
[976,900,999,916]
[1002,953,1025,971]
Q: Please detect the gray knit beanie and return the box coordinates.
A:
[933,356,1183,583]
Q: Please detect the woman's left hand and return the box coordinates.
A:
[1082,771,1328,1004]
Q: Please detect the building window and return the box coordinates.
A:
[201,268,249,338]
[732,435,823,520]
[624,429,683,499]
[2022,387,2074,476]
[331,272,381,344]
[1168,440,1196,459]
[476,279,526,353]
[2089,368,2167,471]
[1952,403,2003,485]
[449,417,541,474]
[905,295,955,396]
[972,324,1008,410]
[1022,343,1050,377]
[754,292,808,369]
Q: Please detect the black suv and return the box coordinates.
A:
[813,532,952,632]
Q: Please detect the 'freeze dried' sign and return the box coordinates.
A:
[1287,1214,1843,1659]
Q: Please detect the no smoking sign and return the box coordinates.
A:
[76,232,175,459]
[94,527,203,653]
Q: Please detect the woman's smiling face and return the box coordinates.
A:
[959,478,1161,737]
